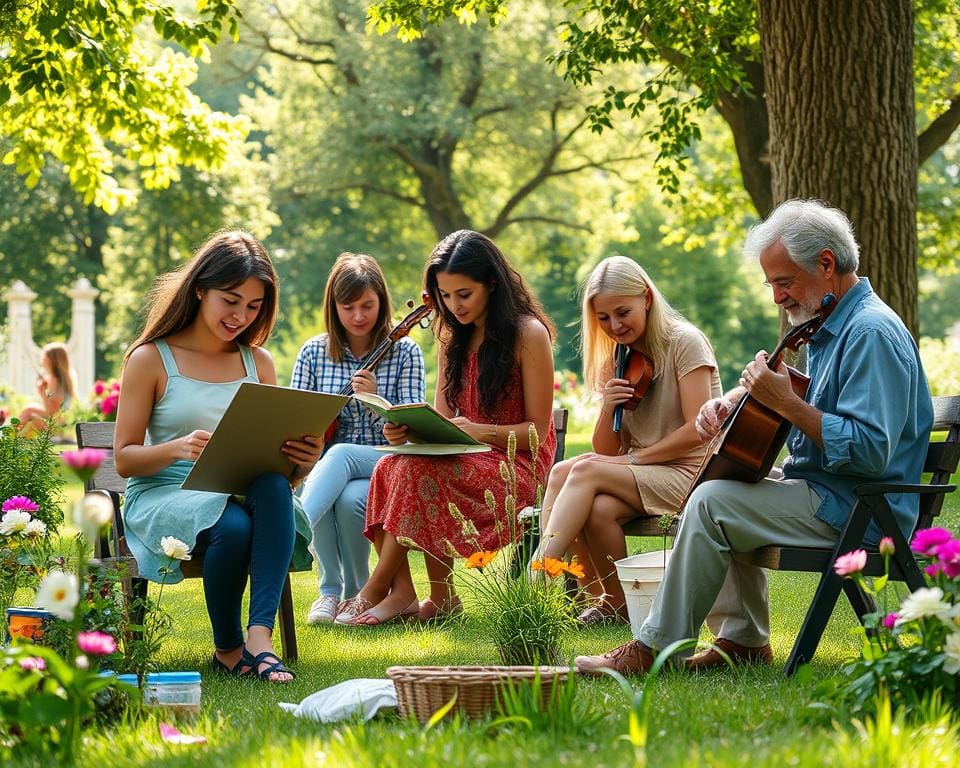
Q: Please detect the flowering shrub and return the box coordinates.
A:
[450,426,577,665]
[552,369,598,433]
[91,378,121,420]
[0,495,54,620]
[827,527,960,717]
[0,419,64,532]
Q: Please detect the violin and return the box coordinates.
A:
[323,292,433,444]
[611,343,655,433]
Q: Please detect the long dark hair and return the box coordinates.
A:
[125,230,278,361]
[424,230,554,415]
[322,252,394,363]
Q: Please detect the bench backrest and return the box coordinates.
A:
[917,395,960,530]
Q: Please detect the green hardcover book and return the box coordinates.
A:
[352,392,490,454]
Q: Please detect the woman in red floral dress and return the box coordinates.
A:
[336,230,557,625]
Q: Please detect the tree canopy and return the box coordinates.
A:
[0,0,247,213]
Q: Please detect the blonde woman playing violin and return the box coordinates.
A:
[535,255,722,625]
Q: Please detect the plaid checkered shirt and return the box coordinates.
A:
[289,334,425,446]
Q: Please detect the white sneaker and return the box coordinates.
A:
[306,595,339,626]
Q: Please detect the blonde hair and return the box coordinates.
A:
[581,255,687,392]
[42,342,76,402]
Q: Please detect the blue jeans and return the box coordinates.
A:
[300,443,380,601]
[194,472,295,650]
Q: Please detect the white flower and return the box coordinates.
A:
[517,506,537,521]
[24,519,47,537]
[944,631,960,675]
[160,536,191,561]
[35,570,80,621]
[72,492,114,540]
[0,509,32,536]
[895,587,955,625]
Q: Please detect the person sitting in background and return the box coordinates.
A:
[18,342,76,432]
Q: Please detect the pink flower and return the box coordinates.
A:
[882,613,898,630]
[934,538,960,579]
[61,448,107,479]
[2,496,39,513]
[925,562,944,578]
[100,394,119,417]
[833,549,868,577]
[878,537,895,557]
[110,381,120,394]
[19,657,46,672]
[911,527,954,557]
[76,630,117,656]
[93,380,106,396]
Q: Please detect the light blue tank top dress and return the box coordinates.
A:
[123,339,262,583]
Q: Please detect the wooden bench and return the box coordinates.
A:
[624,395,960,675]
[76,421,302,661]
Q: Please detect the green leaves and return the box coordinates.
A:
[0,0,246,210]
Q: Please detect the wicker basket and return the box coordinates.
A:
[387,665,572,723]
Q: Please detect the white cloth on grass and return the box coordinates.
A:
[278,678,397,722]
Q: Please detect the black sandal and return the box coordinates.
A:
[211,651,248,677]
[240,648,296,682]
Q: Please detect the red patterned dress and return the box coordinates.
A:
[365,352,556,558]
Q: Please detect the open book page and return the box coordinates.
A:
[182,383,348,495]
[375,443,491,455]
[351,391,484,446]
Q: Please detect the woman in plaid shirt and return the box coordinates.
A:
[291,253,425,625]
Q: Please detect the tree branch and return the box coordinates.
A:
[918,94,960,166]
[485,215,593,236]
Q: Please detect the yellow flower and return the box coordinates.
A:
[563,559,585,579]
[465,551,497,569]
[531,557,566,578]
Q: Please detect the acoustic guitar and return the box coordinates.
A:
[323,293,433,444]
[682,293,837,502]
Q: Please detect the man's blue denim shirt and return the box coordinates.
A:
[782,278,933,542]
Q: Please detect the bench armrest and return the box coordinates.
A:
[854,482,956,497]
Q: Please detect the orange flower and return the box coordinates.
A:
[465,551,497,569]
[562,560,585,579]
[531,557,566,578]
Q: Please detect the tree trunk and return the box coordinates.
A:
[760,0,918,336]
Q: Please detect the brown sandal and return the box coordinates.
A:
[417,596,464,622]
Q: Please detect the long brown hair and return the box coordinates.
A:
[424,230,554,415]
[125,230,279,361]
[322,252,394,363]
[42,342,76,401]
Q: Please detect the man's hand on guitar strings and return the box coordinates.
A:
[740,350,795,413]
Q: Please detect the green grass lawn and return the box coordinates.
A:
[11,436,960,766]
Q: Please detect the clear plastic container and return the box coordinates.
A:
[144,671,202,719]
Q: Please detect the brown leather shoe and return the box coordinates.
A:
[684,638,773,671]
[575,640,655,676]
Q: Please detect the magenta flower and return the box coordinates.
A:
[878,537,895,557]
[19,657,46,672]
[833,549,868,577]
[934,538,960,579]
[100,394,119,417]
[93,380,106,396]
[924,562,944,578]
[2,496,39,513]
[910,527,954,557]
[76,630,117,656]
[61,448,108,481]
[882,613,898,630]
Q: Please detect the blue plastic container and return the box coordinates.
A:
[5,607,52,643]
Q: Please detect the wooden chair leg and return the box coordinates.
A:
[277,573,298,662]
[784,502,873,676]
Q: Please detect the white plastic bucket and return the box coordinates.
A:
[615,549,672,638]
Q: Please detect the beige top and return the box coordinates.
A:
[619,323,722,516]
